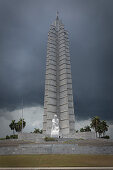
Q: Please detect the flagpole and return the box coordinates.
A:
[22,96,23,133]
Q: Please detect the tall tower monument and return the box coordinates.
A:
[43,13,75,136]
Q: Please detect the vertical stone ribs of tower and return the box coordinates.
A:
[43,16,75,136]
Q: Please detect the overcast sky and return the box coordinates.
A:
[0,0,113,137]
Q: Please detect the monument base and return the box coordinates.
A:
[51,131,59,138]
[18,131,96,141]
[18,133,45,142]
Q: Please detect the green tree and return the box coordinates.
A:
[90,117,109,138]
[84,125,91,132]
[80,128,85,132]
[90,116,100,137]
[33,128,43,134]
[15,118,26,132]
[100,120,109,137]
[9,120,16,135]
[96,122,103,138]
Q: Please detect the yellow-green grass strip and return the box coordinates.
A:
[0,154,113,167]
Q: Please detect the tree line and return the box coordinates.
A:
[9,118,26,135]
[8,116,109,139]
[90,116,109,138]
[79,116,109,138]
[9,119,42,136]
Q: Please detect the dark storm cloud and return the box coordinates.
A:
[0,0,47,110]
[0,0,113,120]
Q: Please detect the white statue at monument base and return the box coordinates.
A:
[51,114,59,138]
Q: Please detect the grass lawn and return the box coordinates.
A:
[0,154,113,167]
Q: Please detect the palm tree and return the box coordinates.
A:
[19,118,26,130]
[15,122,21,132]
[15,118,26,132]
[96,122,103,138]
[9,120,16,135]
[90,116,100,137]
[101,120,109,137]
[15,123,19,132]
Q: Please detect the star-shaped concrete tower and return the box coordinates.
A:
[43,13,75,137]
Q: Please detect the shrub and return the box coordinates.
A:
[80,128,85,132]
[10,135,18,139]
[6,135,10,139]
[14,135,18,139]
[10,135,14,139]
[33,128,43,134]
[0,138,6,140]
[80,126,91,132]
[44,137,57,141]
[6,135,18,139]
[101,135,110,139]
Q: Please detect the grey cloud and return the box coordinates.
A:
[0,0,113,124]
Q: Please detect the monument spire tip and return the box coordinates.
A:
[56,11,59,19]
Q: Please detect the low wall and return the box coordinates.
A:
[62,132,96,139]
[18,132,96,141]
[18,133,45,142]
[0,143,113,155]
[76,132,96,139]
